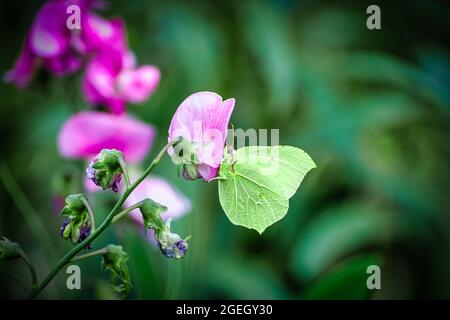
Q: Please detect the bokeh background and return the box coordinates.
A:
[1,0,450,299]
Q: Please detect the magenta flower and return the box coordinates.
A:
[73,14,126,54]
[82,48,160,114]
[58,111,155,163]
[4,0,127,88]
[5,0,91,87]
[168,92,235,181]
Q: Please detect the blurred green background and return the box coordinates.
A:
[1,0,450,299]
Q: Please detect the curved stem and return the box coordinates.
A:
[118,157,131,189]
[81,196,96,232]
[112,200,146,224]
[19,250,37,293]
[28,137,182,299]
[71,247,109,262]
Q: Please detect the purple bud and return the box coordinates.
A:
[157,234,188,259]
[60,219,70,237]
[85,149,124,192]
[175,240,188,256]
[86,161,96,180]
[79,224,91,243]
[110,174,122,193]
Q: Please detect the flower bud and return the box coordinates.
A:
[155,219,189,259]
[139,198,166,233]
[60,194,92,245]
[102,245,132,297]
[86,149,125,192]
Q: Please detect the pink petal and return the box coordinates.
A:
[168,92,235,169]
[43,50,82,76]
[29,1,70,58]
[82,49,125,114]
[117,65,160,103]
[58,111,156,163]
[4,38,36,89]
[75,14,126,54]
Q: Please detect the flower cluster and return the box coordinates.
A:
[4,0,191,246]
[4,0,241,299]
[5,0,159,114]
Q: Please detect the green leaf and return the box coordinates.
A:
[218,146,316,233]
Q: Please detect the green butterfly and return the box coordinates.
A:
[218,146,316,234]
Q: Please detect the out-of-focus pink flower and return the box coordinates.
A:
[168,92,235,181]
[4,0,126,88]
[117,66,160,103]
[5,0,79,87]
[73,14,126,54]
[58,111,155,163]
[82,48,160,114]
[3,38,36,89]
[126,175,191,223]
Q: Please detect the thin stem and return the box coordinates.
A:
[71,247,109,262]
[118,157,131,189]
[28,137,182,299]
[81,196,96,232]
[19,250,37,293]
[112,200,146,224]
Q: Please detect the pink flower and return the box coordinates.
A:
[58,111,155,163]
[168,92,235,181]
[5,0,94,87]
[4,0,127,88]
[3,38,35,89]
[82,47,160,114]
[126,175,191,224]
[73,14,126,54]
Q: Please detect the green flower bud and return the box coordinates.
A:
[60,194,91,246]
[139,198,167,233]
[102,245,132,297]
[86,149,124,192]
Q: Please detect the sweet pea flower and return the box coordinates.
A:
[58,111,155,163]
[82,48,160,114]
[5,0,89,87]
[73,13,126,54]
[168,92,235,181]
[4,0,126,88]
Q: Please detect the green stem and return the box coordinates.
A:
[28,137,182,299]
[118,157,131,189]
[19,250,38,293]
[81,196,96,232]
[71,247,109,262]
[111,200,146,224]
